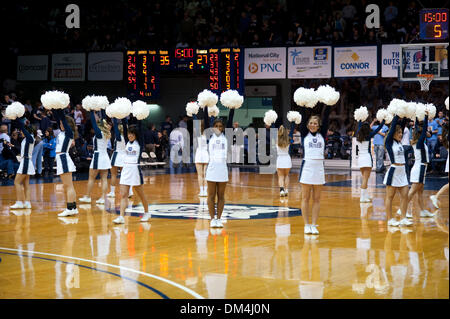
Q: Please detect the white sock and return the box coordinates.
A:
[111,186,115,193]
[15,201,23,205]
[24,201,30,205]
[129,188,133,196]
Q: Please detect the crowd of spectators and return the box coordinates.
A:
[2,0,430,56]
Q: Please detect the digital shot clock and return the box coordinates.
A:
[420,8,449,40]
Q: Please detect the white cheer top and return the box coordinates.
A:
[303,132,325,160]
[124,140,141,164]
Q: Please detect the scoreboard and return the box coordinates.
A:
[420,8,449,40]
[127,48,244,99]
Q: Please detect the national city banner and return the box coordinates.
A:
[244,47,286,79]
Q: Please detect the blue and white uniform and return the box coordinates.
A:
[54,110,77,175]
[111,119,127,168]
[298,106,331,185]
[410,115,429,184]
[383,115,408,187]
[355,120,385,168]
[89,112,111,170]
[205,133,228,182]
[276,145,292,169]
[120,123,144,186]
[194,135,209,164]
[16,119,35,175]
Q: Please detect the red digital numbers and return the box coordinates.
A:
[127,53,137,90]
[209,52,219,91]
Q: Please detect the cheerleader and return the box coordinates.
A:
[194,120,209,197]
[399,115,434,218]
[113,121,150,224]
[53,109,79,217]
[205,118,228,228]
[10,118,35,209]
[383,115,413,227]
[107,118,128,198]
[355,118,386,202]
[276,125,292,197]
[79,111,112,204]
[298,105,331,235]
[430,122,448,209]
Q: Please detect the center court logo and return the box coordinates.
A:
[111,203,302,220]
[248,63,258,73]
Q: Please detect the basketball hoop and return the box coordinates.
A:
[417,74,434,92]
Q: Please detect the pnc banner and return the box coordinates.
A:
[244,47,286,79]
[334,46,378,77]
[287,46,332,79]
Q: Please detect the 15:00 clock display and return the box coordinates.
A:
[420,8,449,40]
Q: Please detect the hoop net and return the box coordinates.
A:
[417,74,434,92]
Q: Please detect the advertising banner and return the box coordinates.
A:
[287,46,332,79]
[88,52,123,81]
[17,55,48,81]
[52,53,86,81]
[244,48,286,79]
[334,46,378,77]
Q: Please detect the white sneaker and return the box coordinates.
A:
[310,225,319,235]
[79,196,91,203]
[304,224,312,234]
[107,191,115,198]
[429,195,439,209]
[23,202,32,209]
[406,211,413,219]
[113,216,125,224]
[58,208,79,217]
[387,218,400,227]
[216,219,224,228]
[420,210,434,218]
[96,198,105,205]
[10,202,24,209]
[210,218,217,228]
[140,213,151,222]
[280,190,285,197]
[399,218,413,227]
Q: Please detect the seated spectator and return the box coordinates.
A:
[430,135,448,175]
[42,127,56,175]
[0,138,20,179]
[0,124,10,154]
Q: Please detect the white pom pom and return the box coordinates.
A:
[263,110,278,126]
[293,87,318,108]
[95,96,109,111]
[220,90,244,109]
[186,102,199,116]
[316,85,340,106]
[376,109,387,123]
[354,106,369,122]
[445,97,449,110]
[405,102,417,120]
[81,95,93,111]
[41,90,70,110]
[5,102,25,120]
[385,112,394,124]
[198,89,218,108]
[132,100,150,120]
[387,98,409,118]
[415,103,427,121]
[425,103,436,119]
[208,105,219,117]
[107,97,132,119]
[287,111,302,124]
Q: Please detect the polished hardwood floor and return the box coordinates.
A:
[0,167,448,299]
